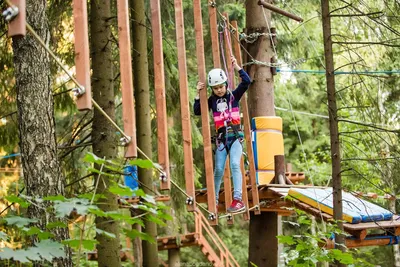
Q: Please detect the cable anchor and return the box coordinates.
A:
[226,214,233,221]
[72,86,86,97]
[159,171,167,183]
[120,136,131,146]
[208,213,217,221]
[209,1,216,8]
[185,196,194,205]
[2,5,19,22]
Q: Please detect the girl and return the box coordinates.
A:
[194,56,251,213]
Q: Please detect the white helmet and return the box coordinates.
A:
[208,68,227,87]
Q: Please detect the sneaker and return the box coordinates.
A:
[227,199,245,213]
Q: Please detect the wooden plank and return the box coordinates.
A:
[72,0,92,111]
[241,157,250,220]
[231,20,260,215]
[174,0,196,211]
[118,195,170,205]
[223,159,233,224]
[343,216,400,231]
[345,235,400,248]
[193,0,217,224]
[117,0,137,158]
[7,0,26,37]
[208,1,220,68]
[150,0,170,189]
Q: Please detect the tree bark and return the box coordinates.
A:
[12,0,72,266]
[321,1,345,261]
[90,1,121,266]
[131,0,158,266]
[246,0,278,266]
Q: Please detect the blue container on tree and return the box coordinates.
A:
[123,165,139,196]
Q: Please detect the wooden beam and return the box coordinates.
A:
[72,0,92,111]
[208,1,220,68]
[231,20,260,215]
[258,0,303,22]
[117,0,137,158]
[222,12,233,225]
[7,0,26,37]
[274,155,285,184]
[193,0,217,224]
[150,0,170,189]
[174,0,196,211]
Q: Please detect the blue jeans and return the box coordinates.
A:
[214,139,243,203]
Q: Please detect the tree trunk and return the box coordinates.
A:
[130,0,158,266]
[12,1,72,266]
[321,1,345,262]
[246,1,278,266]
[90,1,121,266]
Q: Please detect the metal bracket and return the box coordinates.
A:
[209,1,216,8]
[120,136,131,146]
[185,196,194,205]
[208,213,217,221]
[159,172,167,183]
[72,86,86,97]
[2,6,19,22]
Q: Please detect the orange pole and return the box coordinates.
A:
[150,0,170,189]
[193,0,217,224]
[7,0,26,37]
[72,0,92,111]
[231,20,260,215]
[174,0,196,211]
[117,0,137,158]
[208,2,220,68]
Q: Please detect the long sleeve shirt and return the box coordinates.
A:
[193,69,251,135]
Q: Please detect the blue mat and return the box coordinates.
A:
[288,188,393,224]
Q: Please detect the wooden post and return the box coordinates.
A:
[231,20,260,215]
[150,0,170,189]
[72,0,92,111]
[208,2,220,68]
[193,0,217,224]
[117,0,137,158]
[274,155,285,184]
[7,0,26,37]
[258,0,303,22]
[222,13,233,224]
[174,0,196,211]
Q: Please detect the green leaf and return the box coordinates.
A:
[95,228,116,239]
[84,152,106,164]
[46,221,68,229]
[43,195,66,201]
[3,216,38,227]
[109,184,135,196]
[0,231,8,241]
[146,214,166,226]
[277,235,296,245]
[124,229,155,244]
[53,198,97,218]
[5,195,30,208]
[63,239,98,250]
[128,158,154,169]
[141,194,156,205]
[24,226,53,240]
[34,239,66,260]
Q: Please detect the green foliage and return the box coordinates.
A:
[279,208,373,266]
[0,153,171,265]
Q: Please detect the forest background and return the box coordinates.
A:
[0,0,400,266]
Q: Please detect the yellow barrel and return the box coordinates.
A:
[251,116,284,185]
